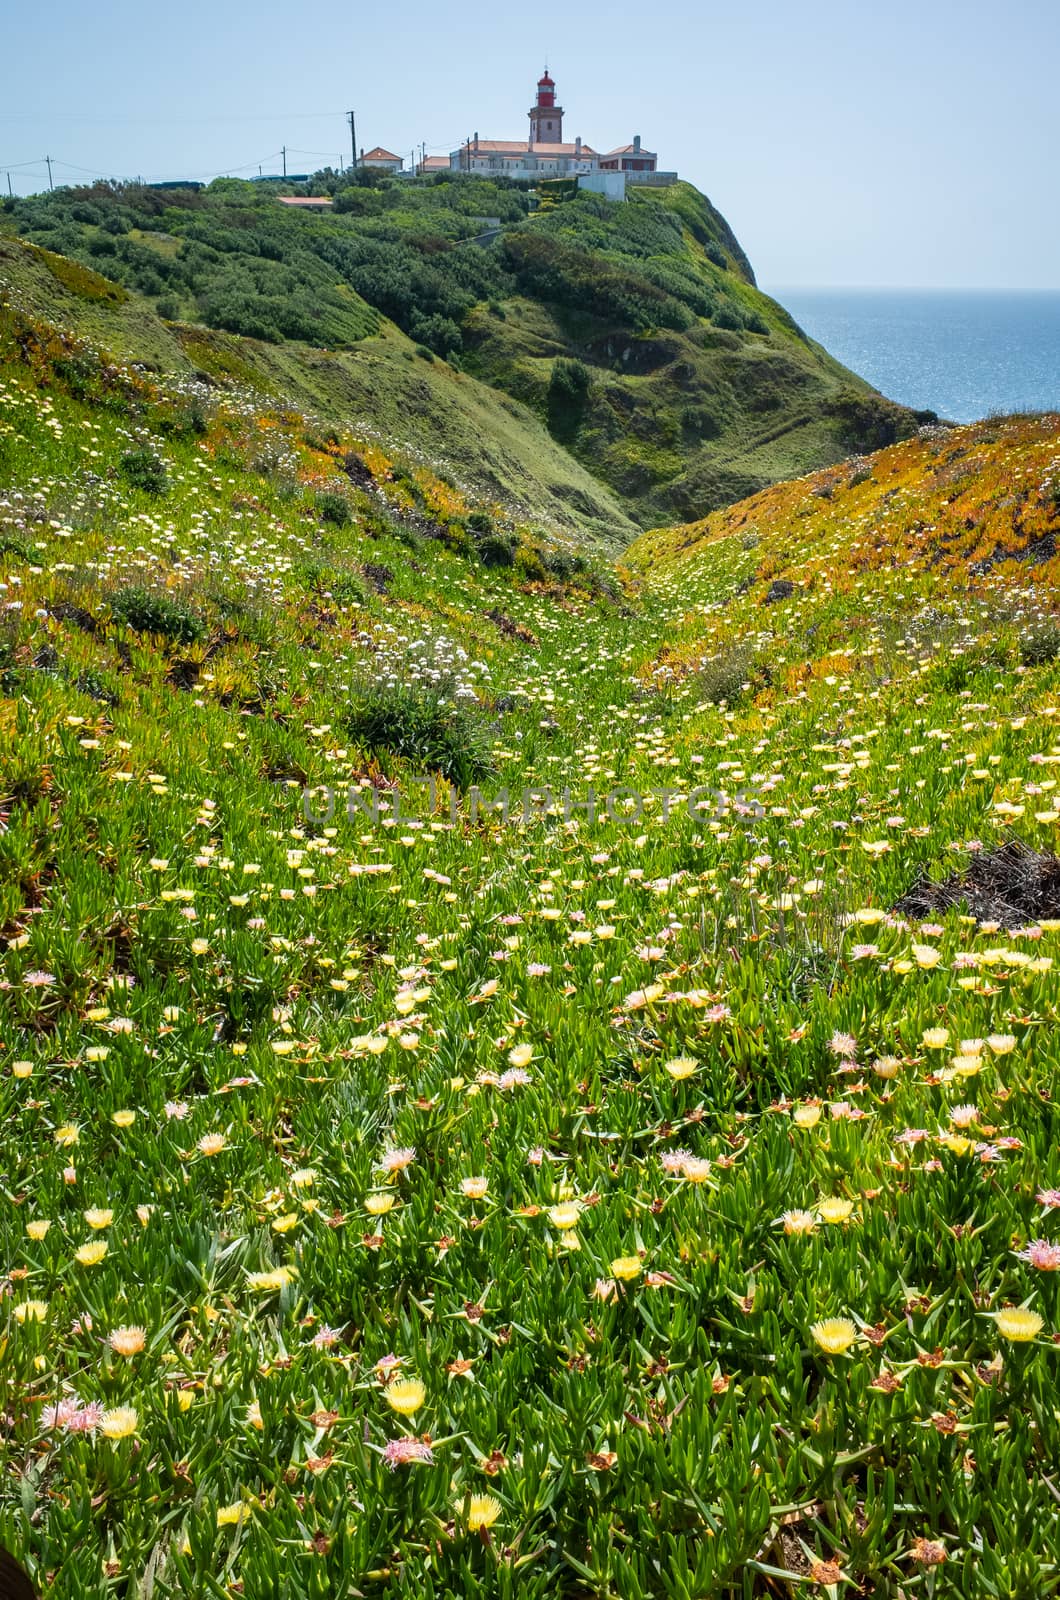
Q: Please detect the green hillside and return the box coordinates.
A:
[2,244,1060,1597]
[0,233,637,554]
[2,173,929,529]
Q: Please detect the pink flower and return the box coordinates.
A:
[311,1325,343,1349]
[1017,1240,1060,1270]
[1037,1189,1060,1211]
[704,1004,732,1023]
[660,1149,693,1174]
[829,1032,858,1058]
[382,1436,434,1469]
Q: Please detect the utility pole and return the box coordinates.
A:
[45,155,53,191]
[6,173,12,197]
[281,145,287,178]
[347,110,357,173]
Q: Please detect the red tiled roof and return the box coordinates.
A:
[421,155,451,169]
[468,139,596,156]
[362,147,400,161]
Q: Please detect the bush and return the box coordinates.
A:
[694,643,757,705]
[831,391,919,453]
[345,680,494,789]
[109,586,205,646]
[119,447,168,495]
[477,533,516,568]
[549,357,591,405]
[317,491,352,528]
[1019,619,1060,666]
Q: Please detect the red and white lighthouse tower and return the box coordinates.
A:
[528,68,563,146]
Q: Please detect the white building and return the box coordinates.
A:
[445,70,672,186]
[359,147,404,173]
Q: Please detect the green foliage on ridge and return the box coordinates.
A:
[3,173,927,529]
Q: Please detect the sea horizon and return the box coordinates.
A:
[764,284,1060,425]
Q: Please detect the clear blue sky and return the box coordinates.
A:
[3,0,1057,288]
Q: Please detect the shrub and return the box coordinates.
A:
[549,357,591,405]
[0,534,35,563]
[317,491,352,528]
[467,510,494,534]
[831,391,919,453]
[477,532,516,568]
[1019,619,1060,666]
[119,447,168,495]
[109,586,205,646]
[693,643,757,705]
[345,680,494,789]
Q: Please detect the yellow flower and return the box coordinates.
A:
[460,1176,489,1200]
[507,1043,533,1068]
[289,1167,316,1188]
[364,1192,395,1216]
[681,1156,712,1184]
[912,945,942,969]
[84,1208,113,1230]
[190,938,210,956]
[246,1267,295,1292]
[54,1124,80,1148]
[922,1028,949,1048]
[101,1406,138,1440]
[112,1109,136,1128]
[216,1502,253,1528]
[610,1255,642,1282]
[271,1213,299,1234]
[25,1218,51,1241]
[993,1307,1044,1342]
[109,1325,146,1357]
[873,1056,900,1079]
[816,1197,855,1224]
[987,1034,1017,1055]
[13,1300,48,1324]
[810,1317,857,1354]
[548,1203,581,1230]
[781,1210,817,1236]
[197,1132,227,1157]
[12,1060,33,1079]
[664,1056,697,1081]
[75,1240,108,1266]
[465,1494,502,1532]
[793,1103,822,1129]
[385,1378,426,1416]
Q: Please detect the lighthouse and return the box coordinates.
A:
[528,68,563,146]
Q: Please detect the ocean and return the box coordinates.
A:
[767,287,1060,425]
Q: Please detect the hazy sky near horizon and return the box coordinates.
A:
[3,0,1057,289]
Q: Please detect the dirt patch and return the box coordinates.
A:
[895,839,1060,926]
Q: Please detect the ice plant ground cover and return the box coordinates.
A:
[1,277,1060,1598]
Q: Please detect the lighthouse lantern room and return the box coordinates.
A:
[528,69,563,146]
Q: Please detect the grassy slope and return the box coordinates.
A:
[3,178,915,533]
[2,290,1060,1599]
[462,183,893,525]
[0,233,638,553]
